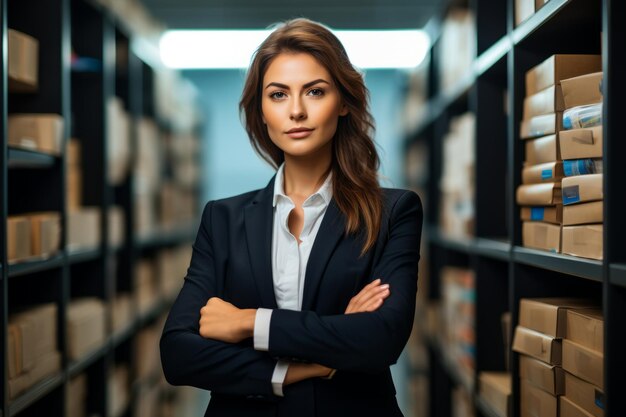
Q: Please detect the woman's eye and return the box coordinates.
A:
[308,88,324,96]
[270,91,286,100]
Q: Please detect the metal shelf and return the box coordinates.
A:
[135,226,196,250]
[610,264,626,288]
[475,36,511,77]
[513,246,603,282]
[428,229,511,262]
[7,148,58,169]
[68,248,102,265]
[111,322,137,348]
[511,0,570,45]
[8,255,65,278]
[68,343,110,378]
[426,335,475,395]
[8,373,64,417]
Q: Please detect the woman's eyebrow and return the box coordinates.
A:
[265,79,330,90]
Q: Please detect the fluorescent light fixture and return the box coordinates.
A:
[160,29,430,69]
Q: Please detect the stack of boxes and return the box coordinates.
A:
[561,309,605,417]
[517,55,601,254]
[438,8,476,94]
[7,304,61,400]
[559,72,604,260]
[440,113,476,239]
[66,297,106,362]
[515,0,552,27]
[512,298,598,417]
[7,212,61,264]
[440,267,475,388]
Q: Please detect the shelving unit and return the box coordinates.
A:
[403,0,624,416]
[1,0,202,416]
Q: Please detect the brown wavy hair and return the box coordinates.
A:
[240,18,383,255]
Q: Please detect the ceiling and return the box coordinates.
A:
[141,0,444,30]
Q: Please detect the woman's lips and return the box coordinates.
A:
[285,128,314,139]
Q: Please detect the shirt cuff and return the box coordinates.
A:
[271,360,290,397]
[253,308,272,351]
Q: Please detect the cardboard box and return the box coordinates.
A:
[564,372,605,417]
[67,138,81,167]
[535,0,550,10]
[67,165,83,209]
[562,225,603,260]
[516,0,535,26]
[563,339,603,389]
[67,207,101,251]
[67,298,106,361]
[67,374,87,417]
[108,206,125,248]
[112,294,133,333]
[8,325,19,379]
[512,325,561,364]
[135,327,160,380]
[522,161,564,184]
[525,134,559,165]
[7,216,31,262]
[566,309,603,352]
[502,312,512,371]
[521,206,562,224]
[520,354,564,395]
[520,112,563,139]
[108,365,130,417]
[9,303,57,377]
[520,378,557,417]
[523,85,565,119]
[522,222,561,253]
[562,174,602,205]
[8,350,61,399]
[28,212,61,258]
[8,29,38,92]
[561,72,603,109]
[563,201,603,225]
[526,55,602,96]
[561,396,595,417]
[517,183,561,206]
[479,372,511,417]
[559,126,602,160]
[8,114,64,155]
[519,298,596,338]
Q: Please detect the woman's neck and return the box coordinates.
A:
[282,154,332,200]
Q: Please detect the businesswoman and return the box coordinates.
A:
[160,18,423,417]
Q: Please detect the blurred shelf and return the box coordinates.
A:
[8,255,65,278]
[426,335,475,395]
[137,299,166,328]
[111,322,137,348]
[68,248,102,264]
[8,373,64,417]
[513,246,603,282]
[511,0,570,44]
[428,229,511,262]
[475,36,511,76]
[475,393,505,417]
[8,148,58,169]
[68,343,110,377]
[135,226,196,250]
[610,264,626,288]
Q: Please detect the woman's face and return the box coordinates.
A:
[261,52,348,161]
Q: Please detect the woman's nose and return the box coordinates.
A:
[289,99,307,120]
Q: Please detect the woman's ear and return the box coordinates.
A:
[339,103,349,116]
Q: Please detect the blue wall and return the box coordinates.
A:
[183,68,409,203]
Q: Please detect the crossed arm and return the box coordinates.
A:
[198,278,392,386]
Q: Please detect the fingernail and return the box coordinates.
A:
[380,284,389,289]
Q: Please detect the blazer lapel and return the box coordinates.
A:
[301,198,346,311]
[244,178,278,309]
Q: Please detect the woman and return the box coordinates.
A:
[160,18,423,417]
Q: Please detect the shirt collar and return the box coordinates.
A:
[272,163,333,207]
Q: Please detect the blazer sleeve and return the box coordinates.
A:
[160,201,278,399]
[266,190,423,373]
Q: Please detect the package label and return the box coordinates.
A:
[542,169,554,180]
[563,185,581,205]
[530,207,545,220]
[564,159,601,176]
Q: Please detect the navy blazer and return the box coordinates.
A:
[160,176,423,417]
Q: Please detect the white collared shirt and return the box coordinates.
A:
[253,163,333,396]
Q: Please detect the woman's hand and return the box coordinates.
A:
[199,297,256,343]
[344,278,390,314]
